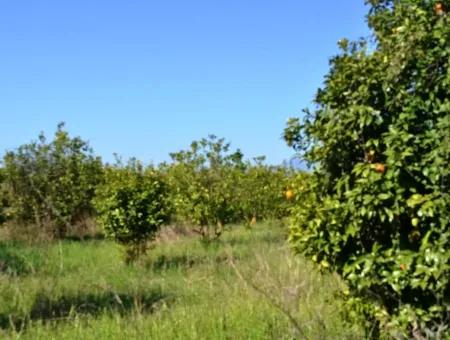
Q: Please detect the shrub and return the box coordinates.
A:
[163,135,245,240]
[94,160,170,262]
[236,158,293,225]
[0,168,7,226]
[284,1,450,337]
[1,123,103,239]
[163,136,296,238]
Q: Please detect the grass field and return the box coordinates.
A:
[0,222,361,339]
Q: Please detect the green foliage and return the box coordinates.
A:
[163,136,293,240]
[285,1,450,337]
[163,135,245,240]
[1,123,103,238]
[0,242,43,276]
[236,158,293,225]
[0,168,7,225]
[94,160,170,262]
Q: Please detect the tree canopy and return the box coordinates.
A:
[285,1,450,337]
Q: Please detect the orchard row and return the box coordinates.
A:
[0,123,303,261]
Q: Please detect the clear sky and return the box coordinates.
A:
[0,1,370,165]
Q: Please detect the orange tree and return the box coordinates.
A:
[1,123,103,238]
[94,159,170,262]
[236,157,293,225]
[162,135,244,240]
[284,1,450,337]
[0,168,6,225]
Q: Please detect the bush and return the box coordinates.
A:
[163,135,245,240]
[284,1,450,337]
[236,158,293,225]
[1,123,103,239]
[163,136,296,238]
[0,168,7,226]
[94,160,170,262]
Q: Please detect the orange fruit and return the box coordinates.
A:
[285,189,294,200]
[400,263,407,271]
[435,2,445,15]
[374,163,386,174]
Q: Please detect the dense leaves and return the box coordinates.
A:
[1,123,103,238]
[1,127,294,248]
[236,158,293,225]
[163,136,293,240]
[0,168,7,225]
[285,1,450,337]
[94,160,171,262]
[163,135,245,239]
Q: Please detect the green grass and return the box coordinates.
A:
[0,222,362,339]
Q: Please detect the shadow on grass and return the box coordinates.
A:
[0,289,169,330]
[223,230,287,247]
[64,233,106,242]
[148,252,240,271]
[150,254,200,270]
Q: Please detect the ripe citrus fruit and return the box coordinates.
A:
[285,189,294,200]
[435,2,445,15]
[374,163,386,174]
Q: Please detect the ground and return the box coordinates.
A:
[0,222,361,339]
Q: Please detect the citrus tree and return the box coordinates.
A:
[237,157,293,226]
[164,135,244,240]
[0,168,7,225]
[2,123,103,238]
[94,159,170,262]
[284,1,450,337]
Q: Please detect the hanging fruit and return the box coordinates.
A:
[435,2,445,15]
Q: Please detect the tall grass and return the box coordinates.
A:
[0,222,361,339]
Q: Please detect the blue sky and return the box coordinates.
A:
[0,1,369,165]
